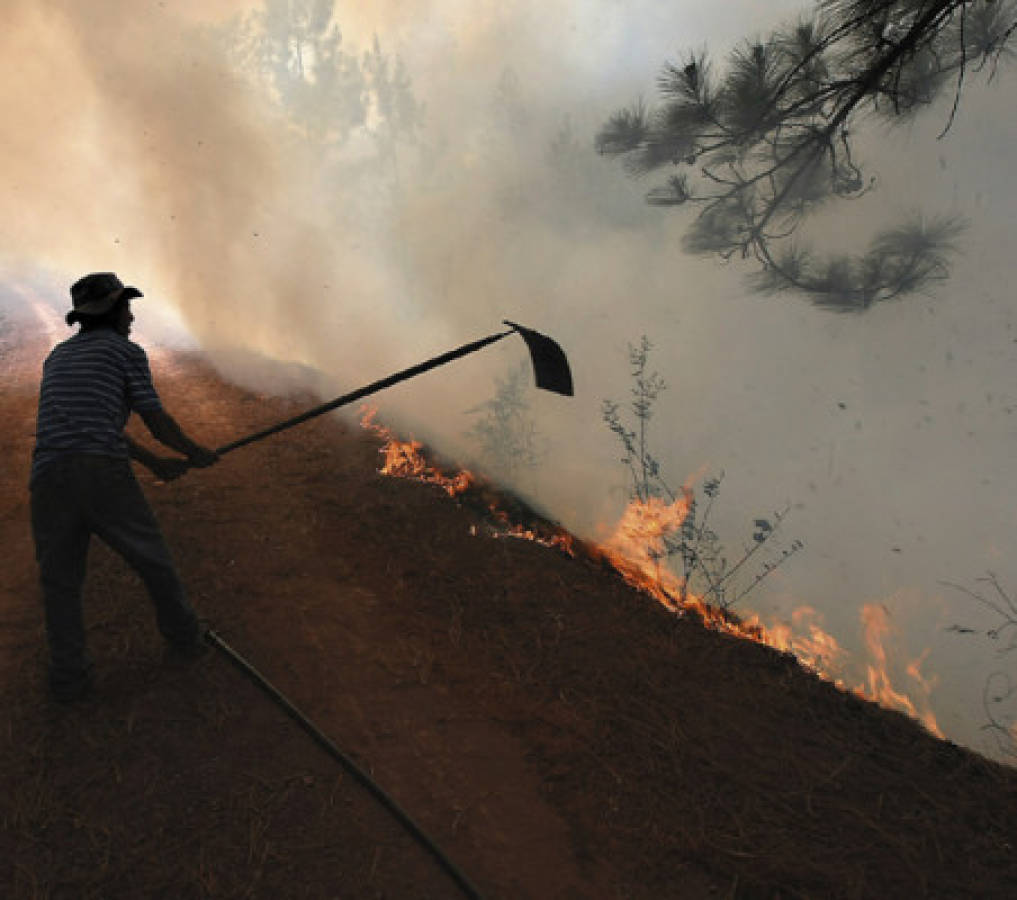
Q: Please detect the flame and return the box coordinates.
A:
[359,407,575,555]
[590,491,810,653]
[859,604,942,737]
[594,494,942,735]
[763,606,849,678]
[590,488,763,635]
[360,407,474,497]
[596,491,692,608]
[906,647,938,695]
[485,505,577,556]
[358,413,942,738]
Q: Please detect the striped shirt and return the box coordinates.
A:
[31,328,163,485]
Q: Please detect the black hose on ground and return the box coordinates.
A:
[204,628,485,900]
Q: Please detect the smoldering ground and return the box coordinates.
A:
[2,0,1016,757]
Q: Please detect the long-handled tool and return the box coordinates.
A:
[205,628,485,899]
[215,320,573,456]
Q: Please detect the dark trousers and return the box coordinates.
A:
[30,455,199,691]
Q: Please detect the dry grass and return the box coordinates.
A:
[2,341,1016,899]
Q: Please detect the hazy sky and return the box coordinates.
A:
[3,0,1016,757]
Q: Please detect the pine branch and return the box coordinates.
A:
[599,0,1015,309]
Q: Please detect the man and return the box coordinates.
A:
[30,272,218,702]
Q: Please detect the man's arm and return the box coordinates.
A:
[125,436,191,482]
[139,409,219,467]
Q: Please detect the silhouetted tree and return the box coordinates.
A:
[547,116,583,183]
[362,35,423,184]
[492,67,531,135]
[465,362,545,479]
[228,0,367,145]
[597,0,1016,311]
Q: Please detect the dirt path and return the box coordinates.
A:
[0,334,622,898]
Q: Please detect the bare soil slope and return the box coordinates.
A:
[2,327,1016,899]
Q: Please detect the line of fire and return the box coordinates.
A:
[359,405,943,739]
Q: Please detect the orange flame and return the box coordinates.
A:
[762,606,849,679]
[594,494,942,735]
[590,488,755,635]
[361,407,474,498]
[596,491,692,609]
[360,407,575,555]
[859,604,942,737]
[486,504,578,556]
[358,414,942,739]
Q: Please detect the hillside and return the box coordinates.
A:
[2,323,1017,899]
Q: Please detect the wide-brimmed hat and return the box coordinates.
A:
[66,273,143,325]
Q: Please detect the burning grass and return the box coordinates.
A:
[360,405,943,740]
[360,406,576,556]
[4,342,1016,898]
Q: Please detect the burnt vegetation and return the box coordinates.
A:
[596,0,1017,310]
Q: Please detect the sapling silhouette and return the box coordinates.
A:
[602,337,802,609]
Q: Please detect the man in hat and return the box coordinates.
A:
[30,272,219,702]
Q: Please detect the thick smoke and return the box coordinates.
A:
[3,0,1017,757]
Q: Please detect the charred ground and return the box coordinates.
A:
[2,327,1016,899]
